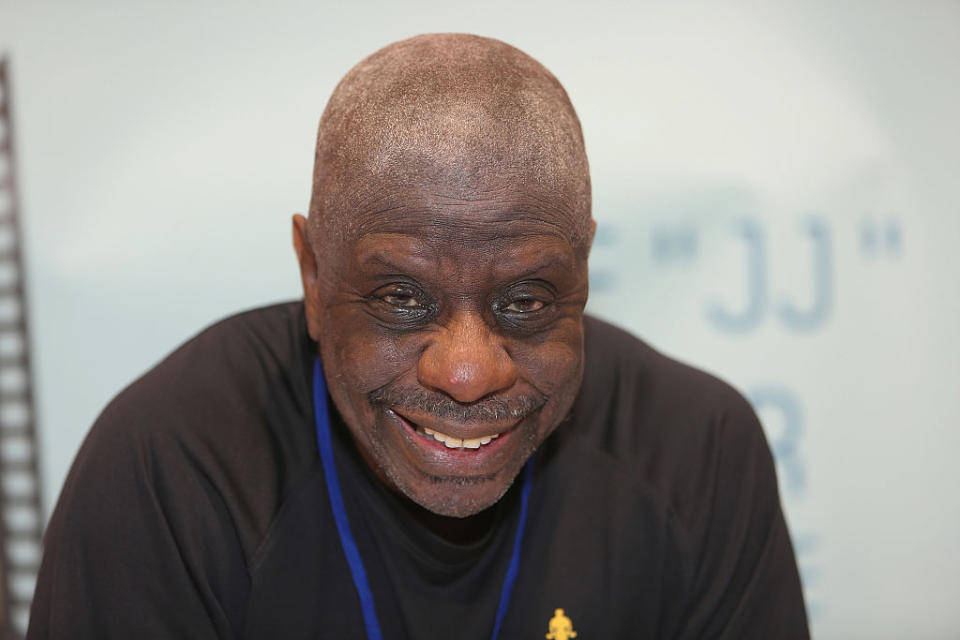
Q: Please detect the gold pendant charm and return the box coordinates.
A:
[545,608,578,639]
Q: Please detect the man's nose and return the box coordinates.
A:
[417,311,517,404]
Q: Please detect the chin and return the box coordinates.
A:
[407,473,515,518]
[379,444,534,518]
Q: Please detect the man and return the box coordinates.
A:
[28,34,809,638]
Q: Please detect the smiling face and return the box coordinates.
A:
[295,188,590,516]
[294,33,593,517]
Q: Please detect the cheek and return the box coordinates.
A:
[510,320,585,396]
[320,311,423,394]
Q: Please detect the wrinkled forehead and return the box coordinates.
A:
[351,230,580,280]
[317,173,590,262]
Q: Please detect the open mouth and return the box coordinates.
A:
[390,409,512,453]
[415,425,500,450]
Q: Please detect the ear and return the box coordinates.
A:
[292,214,324,342]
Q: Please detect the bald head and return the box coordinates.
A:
[308,33,592,250]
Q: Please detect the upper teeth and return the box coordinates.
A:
[420,426,499,449]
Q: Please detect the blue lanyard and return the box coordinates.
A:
[312,359,534,640]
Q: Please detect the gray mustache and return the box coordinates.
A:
[368,386,546,423]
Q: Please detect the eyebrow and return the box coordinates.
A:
[358,253,419,274]
[357,248,575,282]
[353,228,578,274]
[504,252,575,275]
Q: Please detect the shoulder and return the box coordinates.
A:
[574,318,808,634]
[32,302,318,635]
[586,313,753,402]
[571,315,773,529]
[67,301,318,560]
[579,314,759,441]
[98,300,314,449]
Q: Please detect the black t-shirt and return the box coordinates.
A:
[28,302,809,639]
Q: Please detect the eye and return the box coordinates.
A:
[503,297,546,313]
[374,284,427,310]
[368,283,435,328]
[495,281,556,330]
[382,292,422,308]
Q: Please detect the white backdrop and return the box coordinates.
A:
[1,2,958,637]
